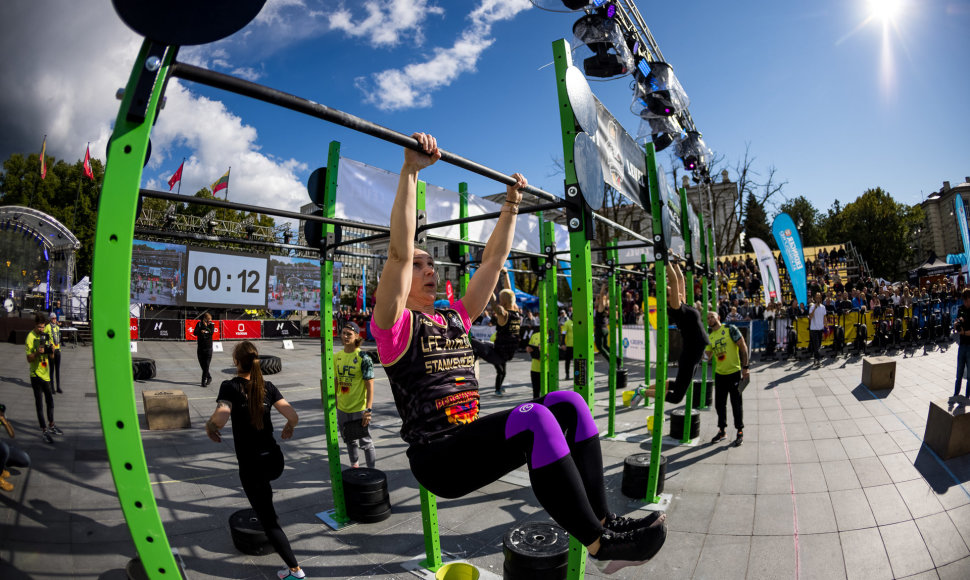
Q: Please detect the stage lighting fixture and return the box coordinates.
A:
[572,12,633,78]
[633,61,689,119]
[675,131,709,172]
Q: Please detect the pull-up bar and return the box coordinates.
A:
[414,201,567,234]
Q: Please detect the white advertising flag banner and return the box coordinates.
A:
[750,237,782,304]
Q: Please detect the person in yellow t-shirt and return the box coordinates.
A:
[45,313,63,393]
[26,313,59,443]
[704,311,749,447]
[527,330,543,399]
[561,316,574,380]
[334,322,376,468]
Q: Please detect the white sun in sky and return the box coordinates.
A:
[868,0,905,22]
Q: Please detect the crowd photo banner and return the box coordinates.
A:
[772,212,808,306]
[749,237,782,304]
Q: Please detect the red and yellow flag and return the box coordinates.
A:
[40,136,47,180]
[211,168,230,194]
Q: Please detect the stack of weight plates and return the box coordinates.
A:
[229,508,273,555]
[342,468,391,523]
[669,407,700,439]
[502,521,569,579]
[621,452,667,498]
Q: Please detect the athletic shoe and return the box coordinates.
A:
[278,568,306,579]
[629,392,644,408]
[494,390,504,397]
[56,388,63,394]
[49,424,63,435]
[734,430,744,447]
[710,429,726,444]
[589,520,667,575]
[42,429,54,444]
[0,477,13,492]
[604,511,664,534]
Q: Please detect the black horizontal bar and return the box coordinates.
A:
[334,250,386,260]
[169,62,561,203]
[139,189,389,233]
[591,214,652,244]
[134,227,314,253]
[416,201,567,234]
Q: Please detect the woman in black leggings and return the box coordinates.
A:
[369,133,666,575]
[594,282,611,362]
[205,341,305,580]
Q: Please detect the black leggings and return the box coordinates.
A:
[49,350,61,391]
[714,371,744,431]
[197,348,212,382]
[407,391,608,545]
[239,448,297,568]
[668,305,709,399]
[594,325,610,362]
[472,338,513,392]
[30,376,54,430]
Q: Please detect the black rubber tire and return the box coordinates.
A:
[342,467,387,493]
[255,354,282,375]
[503,561,568,580]
[346,498,391,523]
[622,453,667,498]
[502,521,570,571]
[229,508,273,556]
[131,357,156,381]
[669,407,700,439]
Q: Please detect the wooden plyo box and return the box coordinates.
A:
[143,389,190,430]
[862,357,895,390]
[924,400,970,460]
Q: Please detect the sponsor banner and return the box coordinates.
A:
[593,97,648,207]
[772,212,808,307]
[308,319,321,338]
[130,317,139,340]
[955,194,970,283]
[262,320,301,338]
[139,319,182,340]
[620,325,657,362]
[750,237,783,305]
[185,319,222,341]
[470,324,494,342]
[221,320,262,340]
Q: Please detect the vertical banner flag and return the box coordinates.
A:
[954,194,970,284]
[361,265,367,311]
[354,285,363,311]
[772,213,808,306]
[445,279,455,303]
[83,145,94,180]
[749,237,782,305]
[168,161,184,191]
[40,136,47,179]
[211,168,230,195]
[559,261,573,291]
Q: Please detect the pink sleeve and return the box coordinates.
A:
[452,299,473,333]
[369,309,413,365]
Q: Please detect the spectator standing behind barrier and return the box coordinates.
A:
[26,313,60,444]
[45,313,63,394]
[808,293,826,366]
[561,314,574,379]
[527,330,543,399]
[334,322,376,469]
[953,290,970,407]
[369,133,667,574]
[706,311,749,447]
[193,313,215,388]
[594,282,611,362]
[205,341,305,579]
[0,403,31,492]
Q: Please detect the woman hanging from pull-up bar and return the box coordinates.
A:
[370,133,666,575]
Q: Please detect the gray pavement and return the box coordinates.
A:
[1,338,970,579]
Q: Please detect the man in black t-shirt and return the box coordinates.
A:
[952,290,970,405]
[192,313,215,387]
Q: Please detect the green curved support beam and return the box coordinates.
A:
[93,40,181,579]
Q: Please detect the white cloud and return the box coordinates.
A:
[355,0,532,111]
[328,0,445,47]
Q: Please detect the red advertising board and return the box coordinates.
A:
[130,318,138,340]
[185,319,222,341]
[308,319,321,338]
[220,320,262,340]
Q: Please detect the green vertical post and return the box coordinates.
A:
[458,183,470,296]
[607,241,620,437]
[708,226,717,380]
[320,142,348,523]
[678,187,696,444]
[417,180,442,572]
[540,215,559,394]
[93,40,181,579]
[554,37,590,578]
[645,142,669,503]
[642,254,651,401]
[697,212,710,409]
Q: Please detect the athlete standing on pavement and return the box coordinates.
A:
[193,313,215,387]
[335,321,376,469]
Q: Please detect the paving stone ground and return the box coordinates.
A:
[1,337,969,579]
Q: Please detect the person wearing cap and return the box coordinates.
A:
[335,321,376,468]
[45,312,63,394]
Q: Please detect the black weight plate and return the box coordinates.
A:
[573,132,604,210]
[624,452,666,472]
[348,502,391,524]
[565,66,597,137]
[342,468,387,492]
[503,521,569,570]
[347,497,391,517]
[229,509,273,555]
[345,487,389,505]
[112,0,267,46]
[503,560,568,580]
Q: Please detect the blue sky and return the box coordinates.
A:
[1,0,968,224]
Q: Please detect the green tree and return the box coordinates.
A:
[743,192,772,249]
[836,187,923,279]
[819,200,845,243]
[776,196,824,246]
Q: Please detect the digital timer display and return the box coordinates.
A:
[185,249,268,308]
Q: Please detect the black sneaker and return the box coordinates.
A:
[42,429,54,444]
[590,520,667,575]
[494,390,504,397]
[710,429,726,444]
[49,424,63,436]
[734,430,744,447]
[604,511,663,534]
